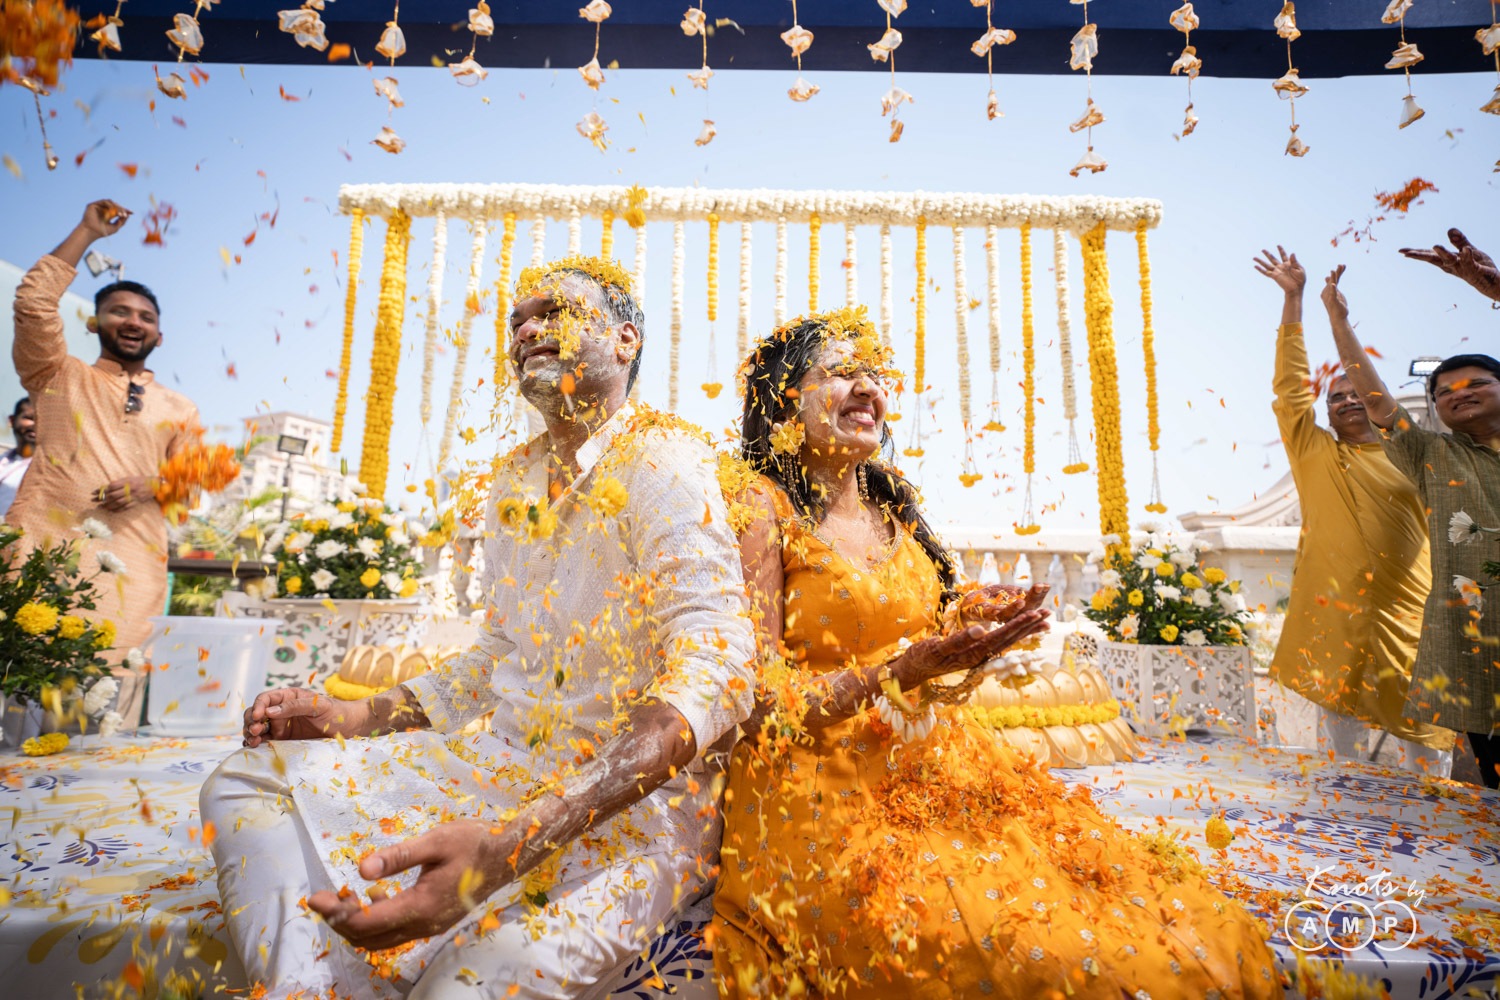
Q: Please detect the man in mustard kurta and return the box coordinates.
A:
[8,200,200,726]
[1254,247,1453,772]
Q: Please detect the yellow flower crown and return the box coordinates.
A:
[763,305,902,380]
[514,254,635,301]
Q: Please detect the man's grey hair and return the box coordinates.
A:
[553,268,646,392]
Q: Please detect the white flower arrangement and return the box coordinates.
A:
[1085,532,1250,646]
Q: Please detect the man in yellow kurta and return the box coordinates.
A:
[8,200,199,726]
[1255,247,1453,772]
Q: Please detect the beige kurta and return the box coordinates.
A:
[8,254,198,715]
[1270,323,1453,750]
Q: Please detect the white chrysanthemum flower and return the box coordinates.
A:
[311,568,336,592]
[83,676,119,716]
[1453,575,1485,613]
[309,502,338,521]
[1169,551,1196,569]
[314,540,345,560]
[1099,569,1122,588]
[382,572,403,593]
[79,517,113,540]
[97,551,128,575]
[1118,614,1140,640]
[283,531,314,554]
[328,512,355,531]
[125,647,146,669]
[1182,629,1208,647]
[1085,547,1106,565]
[1449,510,1479,545]
[355,537,383,559]
[97,710,126,738]
[1191,588,1213,608]
[1154,584,1183,602]
[1099,533,1121,548]
[388,529,411,550]
[1136,553,1161,571]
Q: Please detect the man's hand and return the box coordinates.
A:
[307,818,524,952]
[242,687,374,747]
[78,200,130,242]
[1320,265,1349,323]
[96,475,156,511]
[1399,228,1500,303]
[1253,246,1307,297]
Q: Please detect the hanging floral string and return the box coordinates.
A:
[878,222,894,348]
[1082,222,1129,547]
[448,1,491,85]
[704,211,723,399]
[420,208,448,428]
[529,217,547,268]
[1138,220,1166,514]
[1168,3,1202,137]
[375,2,404,64]
[670,219,685,411]
[1481,1,1500,116]
[783,0,818,101]
[624,184,649,312]
[984,223,1004,432]
[359,210,411,500]
[1274,3,1311,156]
[91,0,126,55]
[492,211,516,408]
[843,222,859,306]
[1068,0,1106,176]
[807,211,821,311]
[440,223,487,470]
[567,204,583,255]
[167,1,210,62]
[683,1,715,143]
[905,214,928,458]
[952,227,981,487]
[1016,222,1039,534]
[576,0,612,148]
[332,209,365,453]
[737,221,753,362]
[870,0,908,142]
[1055,229,1087,475]
[774,215,789,326]
[600,208,615,258]
[972,1,1016,119]
[1383,0,1426,127]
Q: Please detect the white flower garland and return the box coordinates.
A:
[985,222,1002,427]
[844,221,858,307]
[529,217,547,268]
[338,183,1164,233]
[633,224,648,311]
[439,223,487,470]
[774,215,788,326]
[879,222,894,347]
[952,226,972,433]
[420,208,448,427]
[670,219,685,410]
[567,203,582,255]
[738,220,753,361]
[1055,228,1077,423]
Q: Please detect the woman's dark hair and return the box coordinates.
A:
[1427,353,1500,400]
[739,315,957,595]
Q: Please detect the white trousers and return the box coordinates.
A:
[201,746,709,1000]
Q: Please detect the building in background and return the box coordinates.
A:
[228,411,358,515]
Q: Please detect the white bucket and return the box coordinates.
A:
[143,615,285,737]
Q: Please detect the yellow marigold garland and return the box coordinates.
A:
[808,211,821,312]
[493,211,517,405]
[1138,219,1166,513]
[22,732,69,756]
[358,209,411,501]
[332,209,364,453]
[1016,223,1040,534]
[1082,222,1130,547]
[600,208,614,258]
[704,212,723,399]
[966,698,1122,730]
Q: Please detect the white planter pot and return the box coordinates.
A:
[1097,640,1256,739]
[222,596,427,690]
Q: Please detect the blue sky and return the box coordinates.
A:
[1,53,1496,538]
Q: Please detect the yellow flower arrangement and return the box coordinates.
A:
[332,208,364,453]
[1127,589,1144,606]
[494,211,517,400]
[22,732,69,756]
[967,698,1123,730]
[622,185,648,229]
[323,674,387,701]
[15,602,59,636]
[1090,587,1119,610]
[1137,220,1167,514]
[358,210,411,500]
[1020,222,1036,478]
[600,208,615,258]
[1205,814,1234,850]
[359,567,382,590]
[1180,572,1202,589]
[1159,624,1180,642]
[807,211,821,312]
[1204,567,1226,584]
[1155,562,1175,577]
[57,615,87,640]
[283,576,303,595]
[706,212,720,323]
[91,620,116,649]
[1081,223,1129,548]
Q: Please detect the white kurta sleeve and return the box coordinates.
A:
[404,617,515,732]
[621,431,757,751]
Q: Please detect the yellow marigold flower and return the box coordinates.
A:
[769,420,805,456]
[22,732,69,756]
[15,602,60,636]
[1145,548,1162,558]
[336,501,357,513]
[1180,572,1202,590]
[1205,815,1233,850]
[399,577,419,598]
[1154,562,1175,577]
[589,476,629,517]
[1127,589,1144,607]
[57,615,88,640]
[360,567,382,590]
[1159,624,1180,643]
[1228,579,1241,594]
[1203,566,1226,584]
[1089,588,1117,611]
[526,504,559,542]
[498,497,527,528]
[92,619,117,649]
[308,519,330,532]
[284,576,303,595]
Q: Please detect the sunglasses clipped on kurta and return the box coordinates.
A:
[125,382,145,415]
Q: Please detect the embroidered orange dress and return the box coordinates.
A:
[711,484,1282,999]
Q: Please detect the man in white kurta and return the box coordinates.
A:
[202,260,756,999]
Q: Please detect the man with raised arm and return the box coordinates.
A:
[1317,262,1500,787]
[1254,247,1453,773]
[201,257,758,998]
[9,199,200,725]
